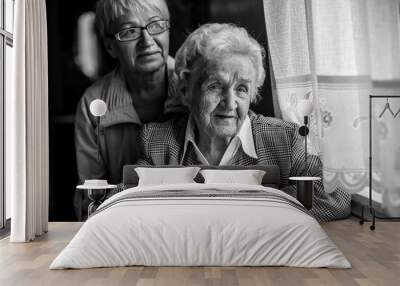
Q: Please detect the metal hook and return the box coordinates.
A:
[394,107,400,118]
[378,98,395,118]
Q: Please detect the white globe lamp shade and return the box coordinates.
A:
[297,99,314,116]
[89,99,107,117]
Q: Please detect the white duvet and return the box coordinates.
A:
[50,183,350,269]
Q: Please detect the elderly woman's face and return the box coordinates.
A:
[188,54,256,139]
[107,5,169,74]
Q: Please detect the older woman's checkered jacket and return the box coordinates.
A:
[137,112,351,221]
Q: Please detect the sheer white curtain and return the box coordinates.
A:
[6,0,49,242]
[263,0,400,214]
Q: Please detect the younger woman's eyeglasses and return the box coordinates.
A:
[112,19,170,42]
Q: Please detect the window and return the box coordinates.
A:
[0,0,14,230]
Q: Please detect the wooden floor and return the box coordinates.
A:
[0,218,399,286]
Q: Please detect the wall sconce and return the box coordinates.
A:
[297,99,314,164]
[89,99,107,161]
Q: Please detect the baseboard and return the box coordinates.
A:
[352,194,400,219]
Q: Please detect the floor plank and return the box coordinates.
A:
[0,218,398,286]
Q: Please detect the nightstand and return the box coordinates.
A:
[76,184,117,216]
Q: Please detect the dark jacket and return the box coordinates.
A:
[75,57,185,184]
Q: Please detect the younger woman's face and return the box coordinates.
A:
[106,3,169,75]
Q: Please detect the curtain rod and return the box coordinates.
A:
[370,95,400,98]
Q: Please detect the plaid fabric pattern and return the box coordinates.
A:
[137,112,351,221]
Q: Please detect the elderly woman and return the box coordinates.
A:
[75,0,184,186]
[137,23,351,221]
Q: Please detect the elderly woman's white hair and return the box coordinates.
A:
[175,23,266,103]
[95,0,169,39]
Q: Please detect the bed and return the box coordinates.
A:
[50,165,350,269]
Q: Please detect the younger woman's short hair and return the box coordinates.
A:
[95,0,169,39]
[175,23,266,103]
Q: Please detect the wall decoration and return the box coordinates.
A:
[46,0,272,221]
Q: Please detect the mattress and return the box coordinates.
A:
[50,183,350,269]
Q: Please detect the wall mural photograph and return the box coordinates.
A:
[3,0,400,280]
[47,0,400,227]
[47,0,275,221]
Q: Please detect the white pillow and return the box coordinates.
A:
[200,169,266,185]
[135,167,201,186]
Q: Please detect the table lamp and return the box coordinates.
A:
[89,99,107,161]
